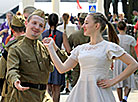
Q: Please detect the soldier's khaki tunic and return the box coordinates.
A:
[6,37,67,102]
[0,36,24,102]
[0,36,24,79]
[68,28,90,87]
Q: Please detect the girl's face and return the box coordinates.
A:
[82,15,96,36]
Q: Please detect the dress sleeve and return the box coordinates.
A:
[107,43,126,60]
[69,46,80,61]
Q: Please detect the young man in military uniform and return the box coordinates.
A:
[0,6,36,98]
[5,9,67,102]
[0,14,26,101]
[68,13,90,87]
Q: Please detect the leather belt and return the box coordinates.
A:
[21,82,46,90]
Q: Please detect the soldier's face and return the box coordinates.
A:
[25,15,45,39]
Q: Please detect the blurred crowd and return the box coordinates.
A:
[0,3,138,102]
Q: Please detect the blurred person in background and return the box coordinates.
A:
[57,13,78,38]
[0,14,26,102]
[0,11,13,96]
[132,10,138,25]
[5,11,23,44]
[0,11,13,45]
[112,21,137,102]
[23,6,36,20]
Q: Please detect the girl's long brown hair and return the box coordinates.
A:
[89,13,119,44]
[62,13,69,31]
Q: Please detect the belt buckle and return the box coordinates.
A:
[38,84,41,90]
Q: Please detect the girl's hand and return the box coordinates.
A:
[97,79,115,89]
[42,37,58,51]
[43,37,53,46]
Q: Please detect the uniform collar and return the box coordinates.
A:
[16,35,25,40]
[24,37,37,46]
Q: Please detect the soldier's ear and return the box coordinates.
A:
[25,20,28,27]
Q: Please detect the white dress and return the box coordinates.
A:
[66,40,126,102]
[113,34,136,88]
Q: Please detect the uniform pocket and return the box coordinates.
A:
[21,58,39,73]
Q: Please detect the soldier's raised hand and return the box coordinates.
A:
[14,79,29,91]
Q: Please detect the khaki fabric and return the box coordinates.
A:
[11,15,25,27]
[30,9,46,24]
[1,87,46,102]
[0,56,7,79]
[0,36,25,101]
[68,28,90,48]
[0,38,19,79]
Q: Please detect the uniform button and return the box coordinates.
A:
[28,60,31,63]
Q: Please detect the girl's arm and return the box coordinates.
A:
[130,45,137,61]
[97,53,138,88]
[43,37,78,74]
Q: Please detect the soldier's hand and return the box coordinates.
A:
[14,79,29,91]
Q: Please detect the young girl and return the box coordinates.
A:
[43,12,138,102]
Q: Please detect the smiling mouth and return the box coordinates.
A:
[32,29,39,33]
[34,31,39,33]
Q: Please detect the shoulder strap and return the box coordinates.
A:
[5,39,18,48]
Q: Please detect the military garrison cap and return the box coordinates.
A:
[31,9,45,21]
[11,15,25,27]
[79,13,88,19]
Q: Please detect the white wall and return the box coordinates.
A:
[0,0,21,16]
[2,1,123,17]
[33,2,89,16]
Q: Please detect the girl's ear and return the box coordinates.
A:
[95,23,100,30]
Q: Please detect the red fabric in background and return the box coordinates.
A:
[77,0,82,9]
[135,38,138,57]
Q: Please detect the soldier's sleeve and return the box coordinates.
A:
[0,56,7,79]
[6,46,20,87]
